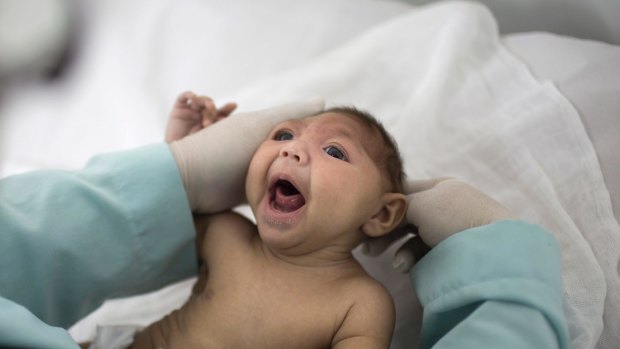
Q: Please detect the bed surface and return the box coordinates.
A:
[1,1,618,348]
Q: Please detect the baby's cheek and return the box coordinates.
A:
[245,161,264,208]
[328,191,373,223]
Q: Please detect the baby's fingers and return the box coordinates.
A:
[193,96,215,124]
[193,95,216,112]
[217,102,238,118]
[201,102,237,127]
[175,91,197,108]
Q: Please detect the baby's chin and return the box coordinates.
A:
[258,219,364,252]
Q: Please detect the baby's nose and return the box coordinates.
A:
[280,144,308,164]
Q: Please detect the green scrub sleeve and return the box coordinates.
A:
[0,144,197,348]
[411,220,569,348]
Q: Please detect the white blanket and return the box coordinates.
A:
[1,1,617,348]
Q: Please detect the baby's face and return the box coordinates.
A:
[246,112,387,254]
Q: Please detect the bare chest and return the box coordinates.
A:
[168,254,357,348]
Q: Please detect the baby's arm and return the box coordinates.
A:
[130,212,256,349]
[331,280,395,349]
[194,211,256,276]
[165,91,237,143]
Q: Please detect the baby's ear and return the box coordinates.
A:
[362,193,408,238]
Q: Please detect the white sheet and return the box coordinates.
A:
[504,33,620,349]
[1,1,618,348]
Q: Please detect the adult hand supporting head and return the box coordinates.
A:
[363,178,517,272]
[170,97,324,213]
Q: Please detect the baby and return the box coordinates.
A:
[130,92,408,348]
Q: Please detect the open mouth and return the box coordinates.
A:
[269,179,306,213]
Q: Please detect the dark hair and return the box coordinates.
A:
[324,106,405,193]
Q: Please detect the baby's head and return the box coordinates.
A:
[246,107,407,257]
[327,106,405,193]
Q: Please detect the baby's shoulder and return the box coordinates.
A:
[341,271,393,310]
[329,271,395,347]
[208,210,256,233]
[324,263,393,315]
[195,211,257,259]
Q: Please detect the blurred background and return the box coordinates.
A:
[403,0,620,44]
[1,0,618,89]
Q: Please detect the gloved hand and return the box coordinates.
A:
[364,178,517,272]
[169,97,324,213]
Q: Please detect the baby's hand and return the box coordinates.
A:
[165,91,237,143]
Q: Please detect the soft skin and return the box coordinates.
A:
[129,111,407,349]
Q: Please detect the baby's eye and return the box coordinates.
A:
[324,145,348,161]
[274,130,294,141]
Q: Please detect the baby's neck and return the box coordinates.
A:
[258,240,360,272]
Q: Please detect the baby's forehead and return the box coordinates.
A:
[286,112,380,144]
